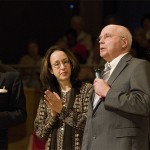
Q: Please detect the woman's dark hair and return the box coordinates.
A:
[40,46,80,92]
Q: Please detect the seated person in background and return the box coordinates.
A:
[60,16,93,64]
[70,16,93,53]
[65,28,88,64]
[19,39,42,69]
[132,13,150,61]
[19,39,42,89]
[69,16,93,65]
[0,64,27,150]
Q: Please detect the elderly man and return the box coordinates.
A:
[82,24,150,150]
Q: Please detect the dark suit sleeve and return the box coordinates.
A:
[105,60,150,116]
[0,72,27,129]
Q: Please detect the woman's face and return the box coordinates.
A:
[50,50,71,82]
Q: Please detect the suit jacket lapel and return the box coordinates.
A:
[89,89,102,115]
[89,89,94,107]
[107,53,132,86]
[0,65,6,88]
[0,73,5,88]
[87,89,96,115]
[92,100,102,115]
[92,54,132,114]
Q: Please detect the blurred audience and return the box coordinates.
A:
[132,13,150,61]
[59,16,93,64]
[54,38,68,49]
[70,16,93,51]
[141,13,150,40]
[103,14,121,26]
[19,39,42,68]
[19,39,42,89]
[65,28,88,64]
[62,16,93,65]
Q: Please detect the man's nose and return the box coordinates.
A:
[99,37,104,44]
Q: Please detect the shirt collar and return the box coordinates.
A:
[106,52,128,72]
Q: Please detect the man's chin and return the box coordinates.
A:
[100,53,105,58]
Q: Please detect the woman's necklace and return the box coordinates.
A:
[61,88,71,107]
[61,87,71,93]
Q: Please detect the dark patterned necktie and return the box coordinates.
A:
[102,63,111,81]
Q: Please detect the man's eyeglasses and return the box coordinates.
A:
[51,59,70,69]
[97,33,125,42]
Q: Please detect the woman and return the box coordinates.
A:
[34,47,93,150]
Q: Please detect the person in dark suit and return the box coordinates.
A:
[81,24,150,150]
[0,64,27,150]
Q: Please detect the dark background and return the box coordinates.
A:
[0,0,149,64]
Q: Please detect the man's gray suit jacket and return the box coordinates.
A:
[82,54,150,150]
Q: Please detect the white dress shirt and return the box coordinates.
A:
[93,53,128,109]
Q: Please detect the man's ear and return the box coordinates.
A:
[122,38,128,48]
